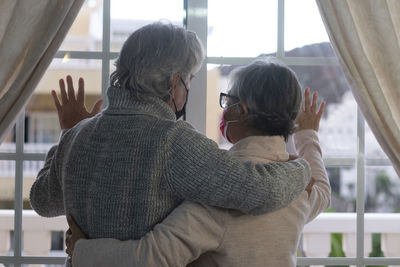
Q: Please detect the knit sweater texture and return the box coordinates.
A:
[30,86,311,241]
[72,131,330,267]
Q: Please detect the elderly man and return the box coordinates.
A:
[30,22,310,264]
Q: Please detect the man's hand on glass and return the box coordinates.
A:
[51,75,103,130]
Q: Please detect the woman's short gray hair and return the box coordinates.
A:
[110,22,204,100]
[229,59,302,140]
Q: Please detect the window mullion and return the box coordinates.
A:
[14,111,25,266]
[356,107,365,266]
[102,0,111,107]
[186,0,208,135]
[207,56,338,66]
[55,51,103,59]
[277,0,285,58]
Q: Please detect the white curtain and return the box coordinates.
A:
[0,0,85,142]
[316,0,400,177]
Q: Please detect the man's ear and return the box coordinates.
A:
[171,73,180,91]
[169,73,181,100]
[238,103,248,122]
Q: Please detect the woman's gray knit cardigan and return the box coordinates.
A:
[30,86,311,240]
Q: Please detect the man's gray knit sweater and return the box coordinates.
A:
[30,86,311,240]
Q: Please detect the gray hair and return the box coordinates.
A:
[229,59,302,140]
[110,22,204,101]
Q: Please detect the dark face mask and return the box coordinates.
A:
[173,77,189,120]
[175,101,187,120]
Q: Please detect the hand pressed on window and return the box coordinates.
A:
[295,87,325,132]
[51,75,103,130]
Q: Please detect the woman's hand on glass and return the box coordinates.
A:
[295,87,325,132]
[65,215,87,262]
[51,75,103,130]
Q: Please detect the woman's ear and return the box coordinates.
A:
[238,103,249,122]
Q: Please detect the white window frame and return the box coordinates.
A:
[0,0,399,266]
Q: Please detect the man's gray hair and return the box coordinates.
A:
[110,22,204,100]
[229,59,302,140]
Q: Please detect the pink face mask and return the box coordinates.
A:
[219,108,239,143]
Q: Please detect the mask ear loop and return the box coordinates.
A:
[224,119,239,143]
[172,98,179,113]
[167,77,178,113]
[170,74,188,113]
[223,103,241,143]
[170,74,189,120]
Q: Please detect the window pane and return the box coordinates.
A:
[23,161,44,211]
[208,0,277,57]
[365,120,390,159]
[290,65,357,158]
[0,123,16,153]
[25,58,102,152]
[285,0,332,57]
[364,166,400,258]
[323,166,355,264]
[326,166,357,212]
[0,161,15,210]
[23,161,67,257]
[0,160,15,256]
[206,64,231,147]
[59,0,103,51]
[110,0,184,52]
[365,166,400,213]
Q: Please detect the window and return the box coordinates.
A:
[203,1,400,266]
[1,0,399,266]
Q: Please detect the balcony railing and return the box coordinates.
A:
[302,213,400,266]
[0,211,399,266]
[0,143,53,154]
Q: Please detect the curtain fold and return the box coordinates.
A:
[316,0,400,177]
[0,0,85,142]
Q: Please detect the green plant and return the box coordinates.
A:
[375,172,393,197]
[327,233,347,267]
[367,233,387,267]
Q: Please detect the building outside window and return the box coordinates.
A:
[0,0,399,266]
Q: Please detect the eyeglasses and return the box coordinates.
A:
[219,93,240,109]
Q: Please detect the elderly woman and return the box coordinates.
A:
[29,23,310,263]
[68,59,331,267]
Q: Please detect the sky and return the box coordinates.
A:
[107,0,330,57]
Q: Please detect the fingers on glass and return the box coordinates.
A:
[77,77,85,104]
[304,88,323,114]
[51,90,62,111]
[304,88,311,112]
[311,91,318,112]
[317,101,326,119]
[59,79,68,104]
[66,75,76,100]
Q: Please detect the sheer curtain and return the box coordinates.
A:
[0,0,85,142]
[316,0,400,176]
